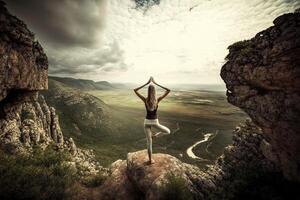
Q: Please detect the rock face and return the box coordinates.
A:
[0,1,103,177]
[194,120,279,199]
[0,1,48,101]
[221,10,300,181]
[0,91,63,153]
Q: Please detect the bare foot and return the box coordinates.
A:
[152,132,160,139]
[147,159,155,165]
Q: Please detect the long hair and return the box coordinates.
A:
[146,84,157,111]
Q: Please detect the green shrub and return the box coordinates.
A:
[0,147,77,200]
[81,173,107,188]
[159,172,193,200]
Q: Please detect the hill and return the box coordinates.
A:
[41,78,113,141]
[49,76,117,90]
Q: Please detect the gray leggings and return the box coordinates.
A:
[144,119,171,158]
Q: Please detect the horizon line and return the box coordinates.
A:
[48,75,225,85]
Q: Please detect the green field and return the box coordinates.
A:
[83,88,247,168]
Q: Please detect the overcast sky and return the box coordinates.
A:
[5,0,300,84]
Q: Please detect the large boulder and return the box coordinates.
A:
[221,9,300,181]
[99,150,202,200]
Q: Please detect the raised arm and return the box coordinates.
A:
[152,77,171,103]
[133,77,151,102]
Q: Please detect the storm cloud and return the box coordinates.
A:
[4,0,128,79]
[5,0,106,47]
[48,42,127,75]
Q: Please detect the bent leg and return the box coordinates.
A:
[152,122,171,137]
[144,125,153,162]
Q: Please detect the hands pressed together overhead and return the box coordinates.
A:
[146,76,155,84]
[134,76,171,102]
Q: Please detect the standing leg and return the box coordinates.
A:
[144,125,154,164]
[152,122,171,138]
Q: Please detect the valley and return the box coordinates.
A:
[43,77,247,168]
[88,88,247,168]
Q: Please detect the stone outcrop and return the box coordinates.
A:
[221,9,300,181]
[99,150,200,200]
[0,1,48,101]
[0,91,63,153]
[0,1,104,177]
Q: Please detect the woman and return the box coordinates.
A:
[134,77,171,164]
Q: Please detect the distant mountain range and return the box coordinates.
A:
[49,76,125,90]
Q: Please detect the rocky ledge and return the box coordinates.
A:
[221,8,300,181]
[99,149,200,200]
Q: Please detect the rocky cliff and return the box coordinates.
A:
[221,9,300,181]
[0,1,103,177]
[0,1,47,101]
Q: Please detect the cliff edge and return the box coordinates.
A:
[99,149,202,200]
[221,9,300,181]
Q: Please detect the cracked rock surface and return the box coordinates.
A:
[0,1,48,101]
[221,9,300,181]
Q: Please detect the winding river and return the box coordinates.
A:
[186,133,213,160]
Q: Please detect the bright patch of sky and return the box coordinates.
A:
[97,0,298,84]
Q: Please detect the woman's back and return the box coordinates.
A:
[145,102,158,119]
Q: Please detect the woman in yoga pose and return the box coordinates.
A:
[134,77,171,164]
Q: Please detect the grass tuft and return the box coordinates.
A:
[159,172,193,200]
